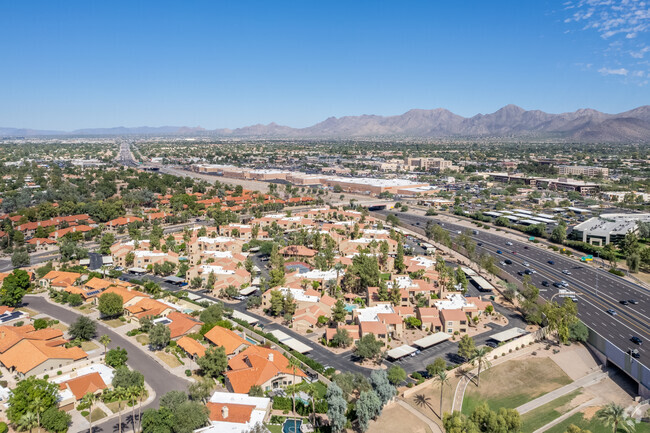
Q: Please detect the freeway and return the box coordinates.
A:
[375,210,650,364]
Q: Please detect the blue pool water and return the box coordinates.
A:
[343,304,358,313]
[245,336,258,345]
[282,420,302,433]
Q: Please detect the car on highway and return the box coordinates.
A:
[524,246,529,249]
[629,349,640,359]
[501,261,507,266]
[553,282,563,288]
[504,259,512,265]
[607,309,617,316]
[620,300,629,306]
[628,299,639,305]
[562,269,572,275]
[542,281,549,287]
[457,230,462,234]
[517,271,525,276]
[560,280,569,287]
[522,262,530,266]
[631,336,642,345]
[511,251,517,254]
[477,242,483,246]
[506,241,513,246]
[497,250,503,254]
[548,260,554,265]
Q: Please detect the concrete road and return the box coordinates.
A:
[23,296,189,433]
[376,210,650,366]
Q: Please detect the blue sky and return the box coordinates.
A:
[1,0,648,130]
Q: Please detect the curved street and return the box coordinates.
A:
[23,296,190,433]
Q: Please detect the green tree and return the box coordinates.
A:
[98,292,124,317]
[354,334,382,361]
[106,347,128,368]
[11,250,30,268]
[141,407,174,433]
[199,303,223,325]
[0,269,30,306]
[457,335,475,361]
[394,241,406,273]
[69,316,96,341]
[370,369,396,408]
[550,225,567,244]
[387,365,406,385]
[326,383,348,433]
[160,391,188,411]
[40,407,71,433]
[99,334,111,360]
[80,392,97,433]
[426,358,447,377]
[197,346,227,378]
[473,347,492,387]
[171,401,209,433]
[7,377,59,426]
[269,290,285,316]
[595,403,636,433]
[569,321,589,342]
[99,233,116,255]
[356,390,382,432]
[331,299,347,323]
[148,323,171,350]
[33,318,48,330]
[18,412,38,433]
[112,367,144,389]
[331,328,352,348]
[67,293,83,306]
[248,385,264,397]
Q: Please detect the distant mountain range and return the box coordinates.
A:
[3,105,650,142]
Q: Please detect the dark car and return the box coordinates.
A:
[628,299,639,305]
[553,282,563,288]
[485,341,498,348]
[542,281,549,287]
[524,246,529,249]
[504,259,512,265]
[512,251,517,254]
[548,260,554,265]
[620,300,629,306]
[629,349,640,359]
[517,271,525,276]
[477,242,483,246]
[631,336,642,345]
[497,250,502,254]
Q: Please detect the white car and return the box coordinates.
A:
[522,262,530,267]
[562,269,572,275]
[506,241,513,246]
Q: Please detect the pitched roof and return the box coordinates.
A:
[59,372,107,400]
[226,346,306,393]
[0,339,86,374]
[0,325,63,353]
[359,321,387,336]
[42,271,81,286]
[165,312,202,339]
[441,309,468,322]
[125,298,173,319]
[84,277,114,291]
[204,326,250,355]
[206,402,255,424]
[177,336,206,358]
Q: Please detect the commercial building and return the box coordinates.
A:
[321,177,429,195]
[558,165,609,178]
[407,157,454,172]
[571,213,650,245]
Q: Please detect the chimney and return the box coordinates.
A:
[222,405,228,419]
[268,353,274,362]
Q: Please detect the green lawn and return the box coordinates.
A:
[546,413,650,433]
[462,357,573,415]
[296,381,327,398]
[104,319,125,328]
[520,390,581,433]
[266,425,282,433]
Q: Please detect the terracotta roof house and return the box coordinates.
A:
[196,392,271,433]
[280,245,318,258]
[39,271,82,289]
[177,336,207,359]
[204,326,250,357]
[165,312,203,339]
[225,346,306,393]
[58,371,107,401]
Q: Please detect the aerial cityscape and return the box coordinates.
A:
[1,2,650,433]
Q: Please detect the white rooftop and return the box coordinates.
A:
[201,251,234,258]
[356,303,395,322]
[434,293,476,311]
[301,269,341,280]
[275,287,320,303]
[198,236,236,243]
[133,250,168,258]
[200,265,235,275]
[330,177,426,187]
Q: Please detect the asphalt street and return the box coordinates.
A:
[24,296,189,433]
[376,210,650,364]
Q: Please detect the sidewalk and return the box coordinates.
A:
[396,399,444,433]
[515,370,608,415]
[532,398,601,433]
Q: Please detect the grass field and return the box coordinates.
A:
[296,381,327,398]
[463,357,573,415]
[520,390,582,433]
[81,341,99,351]
[136,334,150,346]
[546,412,650,433]
[266,425,282,433]
[90,408,107,422]
[408,373,462,425]
[368,403,432,433]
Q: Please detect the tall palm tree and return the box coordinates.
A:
[18,411,38,433]
[595,403,636,433]
[303,382,318,426]
[31,395,45,430]
[99,335,111,360]
[286,357,301,433]
[435,371,450,419]
[137,385,147,432]
[473,347,492,387]
[127,386,139,433]
[111,386,128,433]
[81,392,98,433]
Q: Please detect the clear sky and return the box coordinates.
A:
[1,0,648,130]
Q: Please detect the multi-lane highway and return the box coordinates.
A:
[375,210,650,364]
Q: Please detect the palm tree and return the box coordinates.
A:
[31,395,45,430]
[137,385,146,432]
[303,382,318,426]
[435,371,450,419]
[286,357,301,433]
[127,386,139,433]
[111,386,127,433]
[595,403,636,433]
[473,347,492,387]
[100,335,111,360]
[18,411,38,433]
[81,392,98,433]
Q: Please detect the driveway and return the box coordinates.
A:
[23,296,190,433]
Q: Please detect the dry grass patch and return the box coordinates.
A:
[103,319,125,328]
[157,352,182,368]
[18,307,38,317]
[51,322,69,332]
[406,373,463,426]
[367,403,433,433]
[81,341,99,351]
[463,357,572,414]
[136,334,149,346]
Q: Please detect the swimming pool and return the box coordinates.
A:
[282,419,302,433]
[245,336,258,345]
[343,304,358,313]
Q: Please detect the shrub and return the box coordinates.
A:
[407,383,414,388]
[57,371,62,375]
[81,410,90,417]
[185,369,192,377]
[0,421,7,433]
